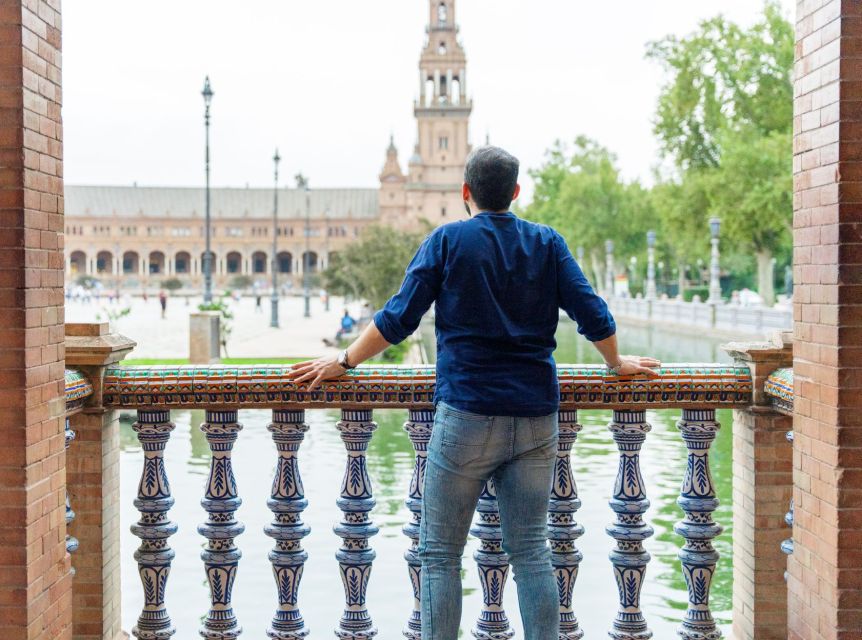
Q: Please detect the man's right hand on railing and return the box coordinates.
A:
[606,355,662,378]
[591,334,661,377]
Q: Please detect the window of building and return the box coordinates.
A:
[441,206,447,217]
[439,136,449,150]
[170,227,191,237]
[438,2,447,23]
[225,227,243,237]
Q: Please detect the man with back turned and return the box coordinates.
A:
[290,145,660,639]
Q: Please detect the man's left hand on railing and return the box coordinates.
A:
[288,356,347,391]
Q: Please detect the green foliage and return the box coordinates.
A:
[645,2,792,301]
[76,274,100,289]
[198,296,234,357]
[522,137,652,283]
[95,306,131,326]
[229,275,254,290]
[161,278,183,292]
[323,224,427,309]
[682,287,710,303]
[647,0,793,171]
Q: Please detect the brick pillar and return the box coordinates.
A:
[65,323,135,640]
[0,2,70,638]
[724,333,793,640]
[792,3,862,638]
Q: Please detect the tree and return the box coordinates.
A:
[647,1,792,172]
[523,137,651,291]
[323,224,426,309]
[708,127,792,304]
[647,1,793,303]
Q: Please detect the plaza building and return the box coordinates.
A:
[64,0,473,290]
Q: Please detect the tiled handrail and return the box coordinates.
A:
[88,362,754,640]
[101,363,753,410]
[65,368,94,414]
[764,367,793,414]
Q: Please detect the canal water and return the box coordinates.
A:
[118,319,735,638]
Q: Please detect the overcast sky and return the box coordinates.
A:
[63,1,795,201]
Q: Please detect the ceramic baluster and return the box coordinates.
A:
[131,409,178,639]
[334,409,379,640]
[199,409,244,639]
[266,409,311,639]
[607,409,653,640]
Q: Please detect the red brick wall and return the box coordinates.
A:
[0,1,70,638]
[791,1,862,637]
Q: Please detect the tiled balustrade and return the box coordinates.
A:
[61,362,759,640]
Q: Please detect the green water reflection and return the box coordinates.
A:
[118,319,734,637]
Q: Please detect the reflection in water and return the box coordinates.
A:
[119,319,733,637]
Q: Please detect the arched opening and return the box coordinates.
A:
[226,251,242,274]
[70,250,87,275]
[148,251,165,275]
[252,251,267,274]
[302,251,318,274]
[96,250,113,274]
[424,78,435,107]
[122,251,139,274]
[451,78,461,105]
[438,41,447,55]
[438,2,447,23]
[277,251,293,274]
[175,251,191,274]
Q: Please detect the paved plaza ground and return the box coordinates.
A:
[65,292,359,360]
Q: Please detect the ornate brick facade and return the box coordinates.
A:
[790,1,862,637]
[0,0,72,637]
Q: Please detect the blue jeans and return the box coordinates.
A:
[418,401,559,640]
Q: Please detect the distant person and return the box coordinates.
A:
[336,309,356,341]
[158,290,167,319]
[289,145,660,640]
[255,293,262,313]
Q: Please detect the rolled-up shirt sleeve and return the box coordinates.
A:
[554,232,616,342]
[373,232,442,345]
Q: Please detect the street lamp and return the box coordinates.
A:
[324,205,331,312]
[201,76,214,304]
[707,217,722,304]
[605,239,615,297]
[646,230,657,300]
[295,173,311,318]
[270,149,281,328]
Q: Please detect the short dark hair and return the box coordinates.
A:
[464,145,520,212]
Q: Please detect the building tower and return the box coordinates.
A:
[380,0,473,229]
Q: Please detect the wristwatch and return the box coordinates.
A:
[606,361,623,376]
[337,349,354,370]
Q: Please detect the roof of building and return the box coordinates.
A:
[64,185,380,220]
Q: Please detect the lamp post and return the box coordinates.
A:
[270,149,281,328]
[605,240,615,297]
[707,217,722,304]
[324,205,331,312]
[296,173,311,318]
[201,76,214,304]
[646,230,657,300]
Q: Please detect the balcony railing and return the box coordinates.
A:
[63,362,754,639]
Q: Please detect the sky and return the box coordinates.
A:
[62,1,796,202]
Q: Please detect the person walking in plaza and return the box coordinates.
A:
[289,146,660,640]
[158,289,167,319]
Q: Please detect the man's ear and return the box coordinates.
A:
[462,182,471,202]
[512,183,521,201]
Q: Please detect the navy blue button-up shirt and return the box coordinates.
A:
[373,211,616,417]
